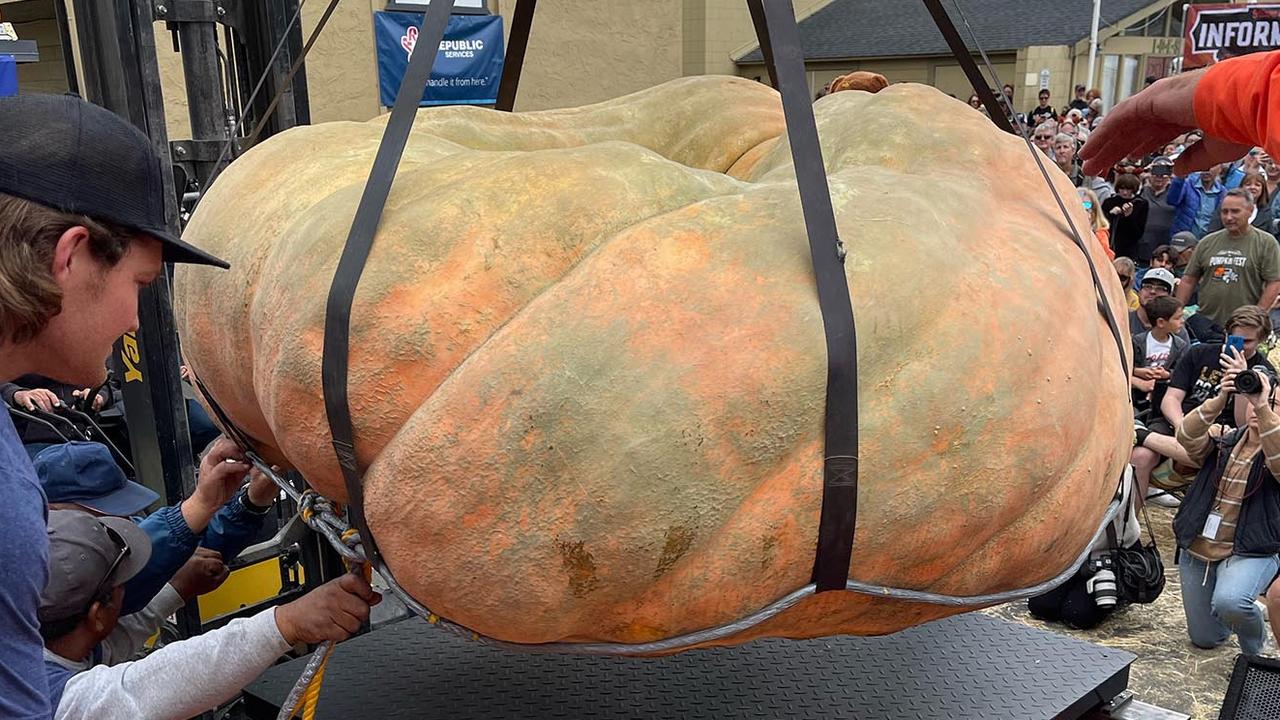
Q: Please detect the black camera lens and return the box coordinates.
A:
[1237,369,1263,395]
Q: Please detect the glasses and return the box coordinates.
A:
[1118,275,1132,284]
[1035,134,1054,141]
[1083,201,1094,210]
[88,524,130,607]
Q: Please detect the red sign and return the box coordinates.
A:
[1185,3,1280,69]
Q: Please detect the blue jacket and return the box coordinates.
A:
[1169,170,1242,238]
[122,491,269,614]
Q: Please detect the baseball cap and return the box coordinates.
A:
[1075,84,1087,92]
[34,441,159,516]
[0,93,228,269]
[1141,267,1177,292]
[1170,231,1199,252]
[40,509,152,623]
[1149,161,1174,177]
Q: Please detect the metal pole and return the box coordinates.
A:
[178,15,227,185]
[1087,0,1102,93]
[52,0,79,93]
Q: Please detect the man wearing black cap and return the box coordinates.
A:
[41,510,381,720]
[0,92,232,719]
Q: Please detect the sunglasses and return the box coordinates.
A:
[1118,275,1132,284]
[1034,134,1054,141]
[88,524,130,608]
[1083,201,1094,210]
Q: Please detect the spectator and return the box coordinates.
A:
[999,83,1024,128]
[1150,244,1177,272]
[1089,97,1104,121]
[1170,165,1230,239]
[1172,348,1280,658]
[1114,257,1139,310]
[1260,151,1280,216]
[35,438,276,615]
[1128,268,1189,342]
[1208,170,1276,234]
[967,93,982,110]
[1068,83,1090,113]
[1178,189,1280,327]
[1029,88,1056,126]
[1032,122,1056,157]
[1103,174,1149,260]
[1131,295,1187,414]
[1169,231,1200,276]
[1059,134,1114,201]
[1138,160,1178,263]
[39,510,382,720]
[1130,295,1190,508]
[1079,187,1115,260]
[1162,305,1275,433]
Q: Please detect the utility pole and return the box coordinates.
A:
[1087,0,1102,93]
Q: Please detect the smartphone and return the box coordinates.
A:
[1227,335,1246,354]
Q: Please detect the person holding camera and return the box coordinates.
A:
[1172,347,1280,656]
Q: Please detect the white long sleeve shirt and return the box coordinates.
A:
[49,607,290,720]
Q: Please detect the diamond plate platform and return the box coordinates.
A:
[242,611,1134,720]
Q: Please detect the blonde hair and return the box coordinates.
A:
[0,193,133,346]
[1079,188,1109,231]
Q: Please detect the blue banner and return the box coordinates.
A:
[0,56,16,97]
[375,12,504,107]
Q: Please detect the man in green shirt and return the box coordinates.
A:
[1179,189,1280,327]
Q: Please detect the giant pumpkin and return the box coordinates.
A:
[174,76,1131,650]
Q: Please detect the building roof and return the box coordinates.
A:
[737,0,1163,63]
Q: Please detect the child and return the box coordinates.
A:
[1131,295,1187,414]
[1149,244,1176,271]
[1131,295,1201,509]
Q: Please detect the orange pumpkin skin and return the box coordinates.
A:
[175,76,1131,650]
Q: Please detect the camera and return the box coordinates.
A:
[1086,556,1118,609]
[1234,366,1278,396]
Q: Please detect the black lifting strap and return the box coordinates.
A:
[321,0,458,570]
[749,0,860,593]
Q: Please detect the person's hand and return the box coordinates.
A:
[13,388,60,412]
[1220,347,1249,393]
[182,437,250,533]
[71,388,106,411]
[169,548,230,600]
[1122,202,1134,217]
[274,574,382,646]
[1080,68,1251,176]
[246,465,280,508]
[1249,372,1273,409]
[1244,150,1263,173]
[1133,376,1156,393]
[180,365,191,382]
[1109,204,1123,216]
[1152,367,1172,381]
[1133,367,1157,380]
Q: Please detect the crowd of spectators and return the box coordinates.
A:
[1001,80,1280,660]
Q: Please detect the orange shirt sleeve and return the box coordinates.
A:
[1194,51,1280,157]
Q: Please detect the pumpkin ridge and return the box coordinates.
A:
[401,152,751,418]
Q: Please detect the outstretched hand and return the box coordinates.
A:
[1080,69,1251,177]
